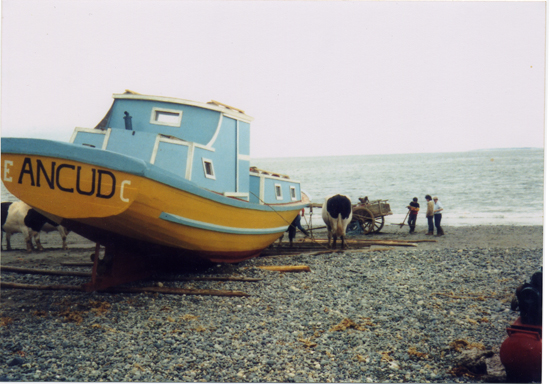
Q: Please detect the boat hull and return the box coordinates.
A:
[2,140,306,264]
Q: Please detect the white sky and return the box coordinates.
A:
[1,0,546,158]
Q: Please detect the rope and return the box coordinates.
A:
[248,191,328,249]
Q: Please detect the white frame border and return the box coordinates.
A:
[150,107,183,127]
[202,158,216,180]
[290,186,298,201]
[274,183,283,201]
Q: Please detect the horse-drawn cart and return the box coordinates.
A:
[348,197,393,234]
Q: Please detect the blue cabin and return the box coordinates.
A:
[69,91,301,205]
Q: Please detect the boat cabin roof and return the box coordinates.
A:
[113,91,254,123]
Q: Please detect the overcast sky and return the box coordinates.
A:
[1,0,546,158]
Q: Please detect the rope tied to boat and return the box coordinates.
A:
[248,192,328,249]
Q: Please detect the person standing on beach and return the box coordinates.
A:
[407,197,420,233]
[433,196,444,236]
[425,195,434,235]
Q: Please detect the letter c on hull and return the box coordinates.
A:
[120,180,131,202]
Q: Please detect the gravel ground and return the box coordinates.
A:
[0,226,543,382]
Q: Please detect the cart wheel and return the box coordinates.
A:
[372,216,385,233]
[352,207,375,234]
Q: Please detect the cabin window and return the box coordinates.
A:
[290,186,297,201]
[202,158,216,180]
[151,107,183,127]
[275,184,283,200]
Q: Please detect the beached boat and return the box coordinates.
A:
[2,91,308,290]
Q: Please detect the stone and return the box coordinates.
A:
[8,357,26,366]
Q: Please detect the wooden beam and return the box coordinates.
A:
[257,265,311,273]
[1,282,250,297]
[163,276,262,282]
[104,286,251,297]
[2,266,91,277]
[60,262,94,267]
[1,282,84,291]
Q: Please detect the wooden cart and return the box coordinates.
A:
[348,197,392,234]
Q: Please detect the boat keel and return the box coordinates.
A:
[82,243,154,292]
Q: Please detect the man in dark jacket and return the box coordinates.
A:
[407,197,420,233]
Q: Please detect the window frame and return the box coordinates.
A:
[150,107,183,127]
[202,158,216,180]
[275,183,283,200]
[290,186,297,201]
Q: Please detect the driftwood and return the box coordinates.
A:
[302,239,374,245]
[103,286,251,297]
[390,239,437,243]
[303,238,424,247]
[163,276,262,282]
[358,241,417,247]
[2,266,91,277]
[261,252,307,259]
[1,282,85,291]
[257,265,311,273]
[1,282,250,297]
[60,262,94,267]
[3,266,259,283]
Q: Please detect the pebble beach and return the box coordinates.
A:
[0,225,543,383]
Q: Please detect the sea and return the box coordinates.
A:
[1,148,544,227]
[253,148,544,227]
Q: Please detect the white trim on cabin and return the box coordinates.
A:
[70,127,111,150]
[70,127,104,142]
[194,143,215,152]
[186,145,195,180]
[249,171,300,185]
[235,121,239,192]
[102,128,111,149]
[223,192,249,201]
[238,154,250,161]
[206,114,223,149]
[150,107,183,127]
[202,158,216,180]
[150,135,191,164]
[113,93,254,123]
[259,175,265,205]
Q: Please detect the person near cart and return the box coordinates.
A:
[433,196,444,236]
[425,195,435,235]
[407,197,420,233]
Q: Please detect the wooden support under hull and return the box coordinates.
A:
[82,243,155,292]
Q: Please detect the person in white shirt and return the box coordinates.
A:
[433,196,444,236]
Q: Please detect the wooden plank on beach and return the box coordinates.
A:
[354,241,418,247]
[303,238,425,246]
[104,286,251,297]
[1,282,85,291]
[60,262,94,267]
[2,266,91,277]
[371,240,418,247]
[163,276,262,282]
[1,282,250,297]
[390,239,437,243]
[257,265,311,273]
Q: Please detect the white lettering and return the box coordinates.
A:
[120,180,131,202]
[3,160,13,182]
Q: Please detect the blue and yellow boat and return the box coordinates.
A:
[2,91,307,289]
